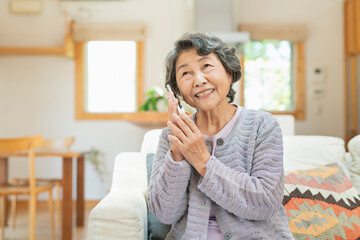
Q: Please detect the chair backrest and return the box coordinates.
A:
[0,135,43,153]
[0,135,43,191]
[41,137,75,151]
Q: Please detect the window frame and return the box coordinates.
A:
[74,41,145,120]
[239,41,305,120]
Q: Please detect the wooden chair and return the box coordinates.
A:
[0,135,55,240]
[10,136,75,231]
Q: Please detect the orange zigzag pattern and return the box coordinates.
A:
[285,198,360,219]
[343,222,360,240]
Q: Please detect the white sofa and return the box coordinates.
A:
[87,116,360,240]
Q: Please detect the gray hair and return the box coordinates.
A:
[164,32,242,104]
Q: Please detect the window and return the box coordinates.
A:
[75,41,144,119]
[238,24,306,119]
[73,22,146,120]
[244,40,293,111]
[86,41,137,113]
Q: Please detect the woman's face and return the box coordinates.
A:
[175,48,232,112]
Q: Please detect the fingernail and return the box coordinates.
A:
[167,121,172,126]
[180,112,187,118]
[172,113,179,119]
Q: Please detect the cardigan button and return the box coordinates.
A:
[224,232,232,240]
[216,138,224,146]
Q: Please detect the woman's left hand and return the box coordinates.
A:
[167,113,210,176]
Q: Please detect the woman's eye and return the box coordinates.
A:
[204,63,211,68]
[182,72,189,76]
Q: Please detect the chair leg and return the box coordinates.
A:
[29,194,37,240]
[1,196,6,240]
[48,190,55,240]
[55,182,61,230]
[10,195,17,230]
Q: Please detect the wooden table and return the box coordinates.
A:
[0,150,88,240]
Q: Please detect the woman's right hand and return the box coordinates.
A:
[167,91,184,162]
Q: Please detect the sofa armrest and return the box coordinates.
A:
[88,152,148,240]
[88,191,147,240]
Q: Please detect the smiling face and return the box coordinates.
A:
[175,48,232,112]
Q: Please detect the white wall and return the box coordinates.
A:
[0,0,345,199]
[0,0,193,199]
[235,0,345,138]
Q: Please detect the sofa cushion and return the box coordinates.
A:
[283,136,345,172]
[275,114,295,136]
[283,162,360,239]
[111,152,147,193]
[146,153,171,240]
[348,135,360,193]
[141,129,162,154]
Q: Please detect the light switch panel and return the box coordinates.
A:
[313,67,326,83]
[312,83,326,99]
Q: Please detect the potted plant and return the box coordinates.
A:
[139,86,167,111]
[86,147,108,184]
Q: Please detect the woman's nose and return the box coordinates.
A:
[194,72,207,87]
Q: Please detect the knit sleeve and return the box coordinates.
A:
[197,112,284,221]
[147,127,192,224]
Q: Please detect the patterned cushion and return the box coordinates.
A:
[283,162,360,240]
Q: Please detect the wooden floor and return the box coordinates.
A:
[2,201,97,240]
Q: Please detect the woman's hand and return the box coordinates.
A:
[167,91,184,162]
[167,112,210,176]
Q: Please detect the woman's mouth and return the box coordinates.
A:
[195,89,215,98]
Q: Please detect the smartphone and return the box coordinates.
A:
[166,84,185,114]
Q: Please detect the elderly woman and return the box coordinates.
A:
[147,32,293,240]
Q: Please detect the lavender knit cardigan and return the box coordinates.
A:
[147,108,293,240]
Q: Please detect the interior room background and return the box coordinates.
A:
[0,0,344,200]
